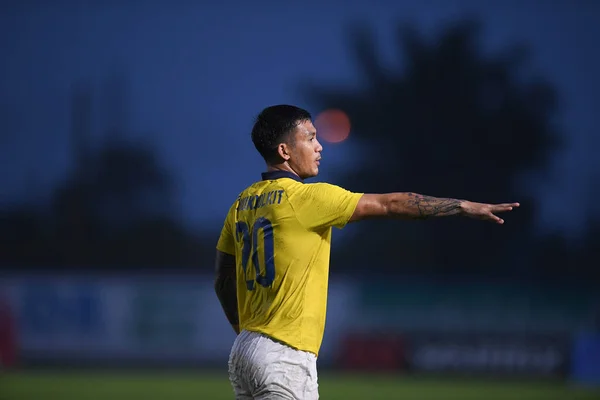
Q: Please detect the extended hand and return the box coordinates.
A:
[460,201,520,224]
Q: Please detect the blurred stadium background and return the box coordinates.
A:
[2,1,600,399]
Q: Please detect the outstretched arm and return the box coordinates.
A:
[351,192,519,224]
[214,250,240,335]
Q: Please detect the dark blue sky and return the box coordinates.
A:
[1,1,598,237]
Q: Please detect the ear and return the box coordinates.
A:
[277,143,292,161]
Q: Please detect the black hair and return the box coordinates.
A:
[251,105,312,164]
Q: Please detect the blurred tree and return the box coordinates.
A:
[303,20,562,275]
[0,77,207,270]
[0,207,51,266]
[580,223,600,279]
[49,78,185,268]
[52,141,174,234]
[535,220,600,281]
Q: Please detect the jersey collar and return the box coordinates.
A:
[261,170,303,183]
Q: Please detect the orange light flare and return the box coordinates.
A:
[314,109,351,144]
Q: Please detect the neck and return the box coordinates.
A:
[266,162,300,178]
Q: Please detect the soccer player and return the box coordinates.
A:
[214,105,519,399]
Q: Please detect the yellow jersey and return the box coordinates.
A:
[216,170,363,356]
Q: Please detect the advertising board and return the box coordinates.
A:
[337,331,570,379]
[406,332,569,378]
[571,332,600,386]
[0,275,355,366]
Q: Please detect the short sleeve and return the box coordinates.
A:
[216,202,237,255]
[289,183,363,230]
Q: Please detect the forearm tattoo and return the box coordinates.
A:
[406,193,462,219]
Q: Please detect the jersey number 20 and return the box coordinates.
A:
[236,217,275,290]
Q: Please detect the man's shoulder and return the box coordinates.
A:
[300,181,349,194]
[234,179,349,202]
[232,180,267,199]
[238,179,288,197]
[305,181,344,189]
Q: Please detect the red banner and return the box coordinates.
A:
[337,333,407,371]
[0,298,17,368]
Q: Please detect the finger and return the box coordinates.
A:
[492,203,518,212]
[490,213,504,224]
[498,202,520,208]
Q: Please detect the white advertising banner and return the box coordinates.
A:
[0,274,357,365]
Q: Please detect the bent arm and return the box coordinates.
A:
[214,250,240,335]
[351,192,464,222]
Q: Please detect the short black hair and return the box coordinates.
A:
[251,105,312,164]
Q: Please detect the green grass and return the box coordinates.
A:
[2,371,599,400]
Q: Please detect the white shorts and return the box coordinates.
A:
[228,330,319,400]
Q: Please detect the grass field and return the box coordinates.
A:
[2,371,600,400]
